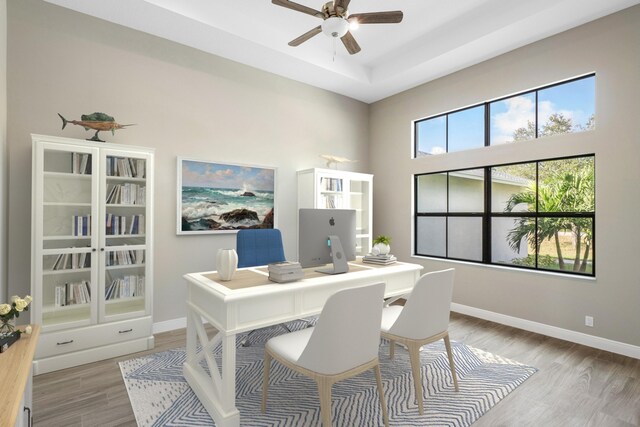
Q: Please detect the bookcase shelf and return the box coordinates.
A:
[43,267,92,276]
[297,168,373,257]
[32,134,155,374]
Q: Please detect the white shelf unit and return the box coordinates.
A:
[297,168,373,256]
[31,134,154,374]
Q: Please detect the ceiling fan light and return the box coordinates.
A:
[321,16,349,38]
[349,19,359,31]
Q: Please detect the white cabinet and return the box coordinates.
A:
[31,134,154,374]
[297,168,373,256]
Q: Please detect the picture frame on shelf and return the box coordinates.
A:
[177,158,277,235]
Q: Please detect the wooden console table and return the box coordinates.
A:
[0,325,40,427]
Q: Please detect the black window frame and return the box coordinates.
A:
[413,73,596,158]
[414,154,596,277]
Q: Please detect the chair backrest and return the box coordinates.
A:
[236,229,286,268]
[388,268,455,340]
[298,282,385,375]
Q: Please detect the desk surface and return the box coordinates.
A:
[0,325,40,427]
[186,259,420,301]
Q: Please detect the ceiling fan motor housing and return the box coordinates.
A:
[322,16,349,38]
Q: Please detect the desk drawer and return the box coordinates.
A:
[36,317,152,359]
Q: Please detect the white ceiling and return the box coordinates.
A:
[43,0,639,103]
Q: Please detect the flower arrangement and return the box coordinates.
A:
[0,295,32,335]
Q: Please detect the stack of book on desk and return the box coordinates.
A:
[268,261,304,283]
[362,253,397,265]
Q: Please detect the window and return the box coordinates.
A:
[414,75,595,157]
[414,155,595,276]
[415,106,484,156]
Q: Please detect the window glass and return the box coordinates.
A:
[415,116,446,157]
[416,173,447,212]
[449,169,484,212]
[489,92,536,145]
[448,106,484,152]
[491,217,533,266]
[537,218,593,275]
[537,157,594,213]
[448,217,482,261]
[416,217,446,256]
[491,163,536,212]
[537,76,595,137]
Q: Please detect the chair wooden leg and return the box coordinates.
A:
[408,343,425,415]
[317,378,333,427]
[262,350,272,413]
[443,333,459,392]
[374,363,389,427]
[389,339,395,359]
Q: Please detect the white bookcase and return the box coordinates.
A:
[31,134,154,374]
[297,168,373,256]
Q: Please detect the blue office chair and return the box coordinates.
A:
[236,229,310,346]
[236,229,286,268]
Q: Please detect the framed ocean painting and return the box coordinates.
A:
[177,158,276,234]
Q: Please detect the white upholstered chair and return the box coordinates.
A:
[380,268,458,414]
[262,282,389,427]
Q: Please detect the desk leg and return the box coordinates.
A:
[183,305,240,427]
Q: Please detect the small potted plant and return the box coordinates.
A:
[372,235,391,256]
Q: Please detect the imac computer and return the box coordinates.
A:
[298,208,356,274]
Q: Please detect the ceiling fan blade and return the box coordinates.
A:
[272,0,324,18]
[341,31,361,55]
[349,11,403,24]
[289,26,322,46]
[334,0,352,12]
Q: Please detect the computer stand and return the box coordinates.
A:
[316,235,350,275]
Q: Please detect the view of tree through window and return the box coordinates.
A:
[414,75,595,157]
[415,156,595,276]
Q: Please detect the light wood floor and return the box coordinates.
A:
[33,313,640,426]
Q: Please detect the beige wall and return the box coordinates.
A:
[370,5,640,347]
[0,0,6,303]
[6,0,369,322]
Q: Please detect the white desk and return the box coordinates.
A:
[183,259,423,427]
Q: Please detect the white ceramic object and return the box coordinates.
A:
[217,248,238,281]
[372,243,391,255]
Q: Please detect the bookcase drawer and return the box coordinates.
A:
[36,316,152,359]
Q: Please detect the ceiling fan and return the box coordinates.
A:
[272,0,403,55]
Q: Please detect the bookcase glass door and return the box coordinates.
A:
[101,150,149,248]
[350,179,371,255]
[101,247,147,321]
[37,143,99,331]
[319,176,345,209]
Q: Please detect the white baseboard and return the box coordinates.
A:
[153,316,186,334]
[452,303,640,359]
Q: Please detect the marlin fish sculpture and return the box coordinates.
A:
[58,112,135,142]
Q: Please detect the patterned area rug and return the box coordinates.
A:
[120,320,536,426]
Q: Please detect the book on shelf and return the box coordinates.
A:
[107,156,146,179]
[362,253,397,265]
[54,280,91,307]
[71,153,91,175]
[105,275,145,300]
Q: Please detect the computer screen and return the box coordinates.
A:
[298,208,356,273]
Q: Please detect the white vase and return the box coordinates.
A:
[216,248,238,281]
[372,243,391,255]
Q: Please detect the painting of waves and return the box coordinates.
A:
[178,159,276,233]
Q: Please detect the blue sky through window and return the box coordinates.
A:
[416,115,446,155]
[448,106,484,152]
